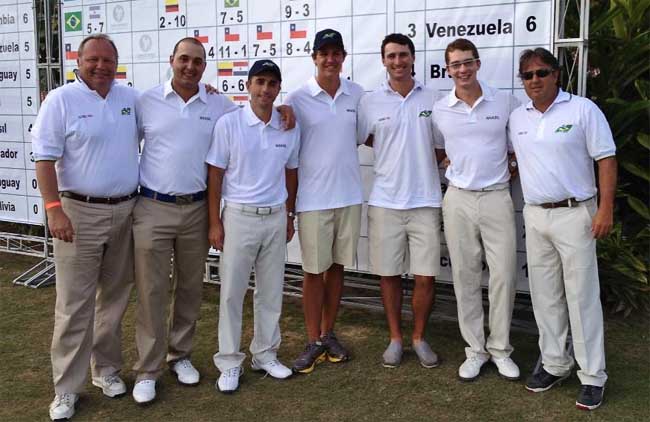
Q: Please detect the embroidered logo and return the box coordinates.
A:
[275,143,287,148]
[485,115,500,120]
[419,110,432,117]
[555,124,573,133]
[200,116,211,121]
[346,109,356,113]
[121,107,131,116]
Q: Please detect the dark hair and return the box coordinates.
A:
[444,38,479,64]
[380,33,415,58]
[171,37,206,60]
[518,48,561,86]
[78,34,119,62]
[310,45,347,61]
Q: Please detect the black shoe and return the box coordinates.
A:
[321,331,350,363]
[292,342,326,374]
[576,385,605,410]
[525,368,570,392]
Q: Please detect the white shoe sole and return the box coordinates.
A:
[250,362,292,379]
[170,369,200,386]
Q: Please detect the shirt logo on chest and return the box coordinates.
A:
[199,116,211,121]
[418,110,432,117]
[121,107,131,116]
[485,115,499,120]
[275,143,287,148]
[555,124,573,133]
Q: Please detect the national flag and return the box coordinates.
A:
[218,62,233,76]
[289,23,307,39]
[165,0,179,13]
[256,25,272,40]
[65,43,78,60]
[193,30,209,43]
[65,71,76,83]
[232,61,248,76]
[116,65,127,79]
[224,27,239,42]
[64,11,82,32]
[89,5,101,19]
[229,95,248,102]
[224,0,239,7]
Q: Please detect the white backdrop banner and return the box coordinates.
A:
[59,0,554,291]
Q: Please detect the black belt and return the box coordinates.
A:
[61,190,138,204]
[140,186,206,204]
[539,197,592,209]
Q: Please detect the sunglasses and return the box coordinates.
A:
[520,68,555,80]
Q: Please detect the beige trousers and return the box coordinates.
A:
[51,196,135,394]
[524,198,607,387]
[213,204,286,372]
[442,186,517,359]
[132,197,209,381]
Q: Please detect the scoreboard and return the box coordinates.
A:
[56,0,554,290]
[0,0,40,225]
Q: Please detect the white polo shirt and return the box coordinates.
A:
[206,104,300,207]
[358,80,442,209]
[508,90,616,205]
[31,78,139,197]
[137,80,238,195]
[284,77,364,212]
[433,82,520,190]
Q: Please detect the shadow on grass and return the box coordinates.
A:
[0,253,648,421]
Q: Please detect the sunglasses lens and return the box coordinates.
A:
[536,69,551,78]
[521,71,534,80]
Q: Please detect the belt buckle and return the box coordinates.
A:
[256,207,272,215]
[176,194,193,205]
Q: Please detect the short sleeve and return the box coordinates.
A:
[506,95,522,152]
[582,100,616,160]
[206,114,231,169]
[31,89,67,161]
[286,124,300,169]
[356,95,373,145]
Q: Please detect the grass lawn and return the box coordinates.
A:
[1,252,648,421]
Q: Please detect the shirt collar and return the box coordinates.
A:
[447,80,495,107]
[74,73,117,96]
[307,76,350,98]
[525,88,570,111]
[244,103,281,129]
[163,79,207,104]
[381,78,423,95]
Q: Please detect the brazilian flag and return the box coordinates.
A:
[224,0,239,7]
[64,11,82,32]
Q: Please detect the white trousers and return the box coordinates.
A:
[213,204,287,372]
[443,186,517,359]
[524,198,607,386]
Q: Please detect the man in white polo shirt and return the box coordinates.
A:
[284,28,364,373]
[358,33,443,369]
[130,37,239,404]
[433,38,520,382]
[509,48,617,411]
[206,59,299,394]
[32,34,139,420]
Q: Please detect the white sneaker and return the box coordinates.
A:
[171,359,200,385]
[491,356,520,380]
[251,358,292,379]
[91,374,127,397]
[458,355,489,381]
[132,380,156,404]
[49,393,78,421]
[217,366,243,394]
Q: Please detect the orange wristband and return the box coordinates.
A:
[45,201,62,210]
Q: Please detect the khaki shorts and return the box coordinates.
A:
[298,204,362,274]
[367,206,441,277]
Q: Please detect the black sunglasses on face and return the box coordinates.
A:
[520,68,554,80]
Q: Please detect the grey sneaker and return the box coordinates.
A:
[321,331,351,363]
[382,341,403,368]
[292,342,326,374]
[412,340,440,368]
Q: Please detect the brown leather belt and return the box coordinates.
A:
[60,190,138,204]
[539,197,592,209]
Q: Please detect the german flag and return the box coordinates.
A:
[65,43,78,60]
[218,62,233,76]
[165,0,179,13]
[116,65,127,79]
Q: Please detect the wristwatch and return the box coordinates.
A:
[509,160,517,168]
